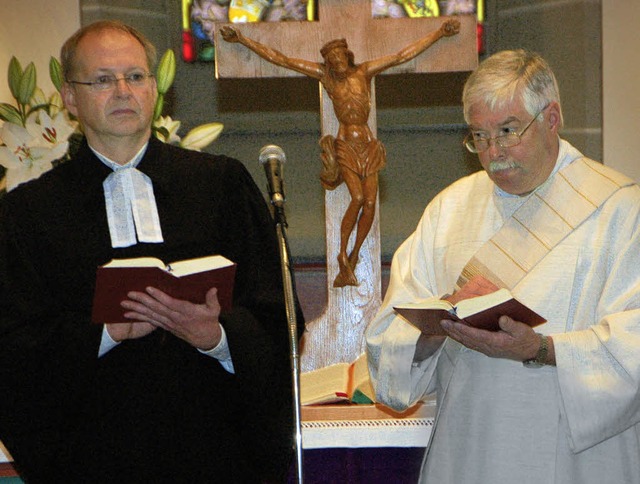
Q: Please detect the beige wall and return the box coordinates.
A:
[0,0,80,102]
[602,0,640,182]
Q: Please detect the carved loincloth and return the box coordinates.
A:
[319,135,387,190]
[334,138,386,178]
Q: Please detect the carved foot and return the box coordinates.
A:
[334,253,358,287]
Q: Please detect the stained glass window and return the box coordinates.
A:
[181,1,483,63]
[372,1,484,54]
[182,1,316,62]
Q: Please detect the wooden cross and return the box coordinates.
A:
[213,0,477,372]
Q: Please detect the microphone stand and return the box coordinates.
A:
[271,203,304,483]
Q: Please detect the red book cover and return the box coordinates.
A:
[394,289,546,335]
[461,298,546,331]
[91,255,236,324]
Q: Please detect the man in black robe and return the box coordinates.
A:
[0,20,303,483]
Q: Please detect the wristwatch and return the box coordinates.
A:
[523,333,548,368]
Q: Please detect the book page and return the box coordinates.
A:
[103,257,165,269]
[300,362,350,405]
[393,297,454,312]
[455,288,512,318]
[168,255,234,277]
[350,353,375,402]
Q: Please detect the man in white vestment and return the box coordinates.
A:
[366,49,640,483]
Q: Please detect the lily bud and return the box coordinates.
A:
[153,93,165,121]
[156,49,176,95]
[49,92,64,117]
[31,87,47,108]
[49,57,64,92]
[8,57,23,101]
[0,103,22,126]
[17,62,37,106]
[180,123,223,151]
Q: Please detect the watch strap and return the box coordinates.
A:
[523,333,548,368]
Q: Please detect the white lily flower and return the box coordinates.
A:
[29,110,77,148]
[153,115,182,144]
[0,111,76,191]
[180,122,223,151]
[0,123,56,190]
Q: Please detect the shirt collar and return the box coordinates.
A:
[90,142,149,171]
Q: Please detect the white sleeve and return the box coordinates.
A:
[99,324,235,374]
[553,188,640,452]
[198,325,235,374]
[366,208,446,411]
[98,326,120,357]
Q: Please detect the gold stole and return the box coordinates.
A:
[456,158,636,291]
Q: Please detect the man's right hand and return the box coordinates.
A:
[106,322,156,342]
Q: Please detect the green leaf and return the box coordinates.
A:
[0,102,23,125]
[49,57,64,92]
[17,62,37,105]
[7,57,23,101]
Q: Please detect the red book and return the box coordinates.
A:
[394,288,546,336]
[91,255,236,324]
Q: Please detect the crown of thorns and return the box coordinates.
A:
[321,38,349,58]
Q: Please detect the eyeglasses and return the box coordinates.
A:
[67,73,154,92]
[463,104,549,154]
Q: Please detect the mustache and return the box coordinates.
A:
[488,160,519,173]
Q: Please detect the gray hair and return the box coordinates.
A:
[61,20,157,81]
[462,49,563,127]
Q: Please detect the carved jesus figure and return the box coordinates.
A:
[221,18,460,287]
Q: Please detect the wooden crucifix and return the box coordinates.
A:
[213,0,477,372]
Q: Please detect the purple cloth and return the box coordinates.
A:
[288,447,425,483]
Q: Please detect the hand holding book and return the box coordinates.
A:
[92,255,236,324]
[394,287,546,336]
[113,285,227,350]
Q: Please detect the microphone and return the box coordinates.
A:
[259,144,286,209]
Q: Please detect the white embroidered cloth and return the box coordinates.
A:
[300,400,436,449]
[301,416,434,449]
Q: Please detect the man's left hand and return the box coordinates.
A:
[121,286,223,351]
[441,315,540,361]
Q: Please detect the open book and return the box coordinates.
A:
[300,353,376,405]
[92,255,236,323]
[394,288,546,336]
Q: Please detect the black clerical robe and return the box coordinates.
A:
[0,137,304,483]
